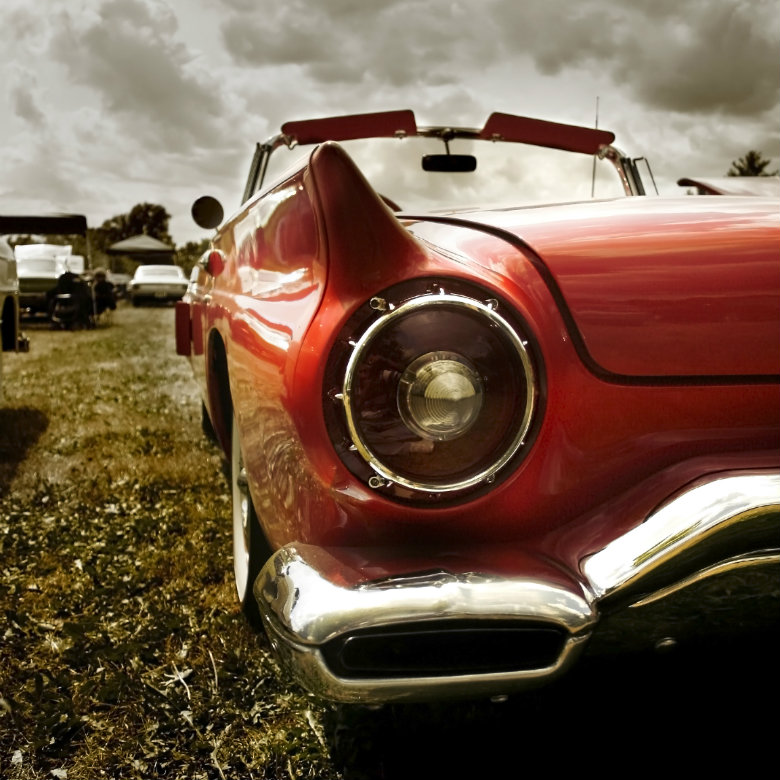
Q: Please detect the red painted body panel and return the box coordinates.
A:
[443,198,780,377]
[179,114,780,702]
[182,142,779,581]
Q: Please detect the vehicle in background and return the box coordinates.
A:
[48,270,95,330]
[0,214,90,320]
[107,271,132,299]
[677,176,780,196]
[186,265,200,296]
[129,264,188,306]
[0,237,30,401]
[14,244,84,317]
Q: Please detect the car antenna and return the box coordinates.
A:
[591,96,600,198]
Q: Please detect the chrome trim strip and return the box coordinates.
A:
[341,293,536,493]
[599,144,645,196]
[628,549,780,607]
[583,474,780,608]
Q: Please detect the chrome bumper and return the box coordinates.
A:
[254,473,780,703]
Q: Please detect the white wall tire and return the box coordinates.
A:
[230,411,269,627]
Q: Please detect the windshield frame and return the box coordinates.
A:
[242,109,647,205]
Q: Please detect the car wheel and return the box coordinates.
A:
[201,402,218,443]
[231,411,271,628]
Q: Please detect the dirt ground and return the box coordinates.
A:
[1,304,777,779]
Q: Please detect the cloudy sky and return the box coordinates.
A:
[1,0,778,246]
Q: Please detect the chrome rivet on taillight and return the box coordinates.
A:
[368,475,389,488]
[369,297,388,311]
[485,298,498,310]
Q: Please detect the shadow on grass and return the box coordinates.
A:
[324,624,780,779]
[0,407,48,491]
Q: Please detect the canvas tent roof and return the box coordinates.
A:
[107,234,175,261]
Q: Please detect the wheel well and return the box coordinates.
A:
[206,330,233,457]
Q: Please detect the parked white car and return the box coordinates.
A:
[129,264,188,306]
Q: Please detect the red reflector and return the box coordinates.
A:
[175,300,192,356]
[207,250,225,277]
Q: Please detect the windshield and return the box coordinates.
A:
[261,135,626,211]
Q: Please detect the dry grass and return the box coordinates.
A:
[1,305,777,779]
[0,306,340,779]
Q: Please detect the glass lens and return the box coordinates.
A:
[349,305,531,484]
[398,352,483,440]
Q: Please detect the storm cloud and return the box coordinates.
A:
[0,0,777,244]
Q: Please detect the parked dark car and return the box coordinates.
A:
[0,238,29,400]
[0,214,89,320]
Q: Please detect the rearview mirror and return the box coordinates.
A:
[422,154,477,173]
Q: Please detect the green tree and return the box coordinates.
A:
[727,150,778,177]
[91,203,173,254]
[125,202,173,244]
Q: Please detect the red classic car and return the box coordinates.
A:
[176,110,780,703]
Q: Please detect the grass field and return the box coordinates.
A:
[0,305,338,779]
[1,304,777,779]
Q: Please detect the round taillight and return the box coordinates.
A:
[326,283,539,501]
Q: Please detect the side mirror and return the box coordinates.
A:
[422,154,477,173]
[191,196,224,230]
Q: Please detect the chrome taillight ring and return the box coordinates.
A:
[341,292,537,494]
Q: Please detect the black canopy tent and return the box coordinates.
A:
[0,213,91,269]
[0,214,88,236]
